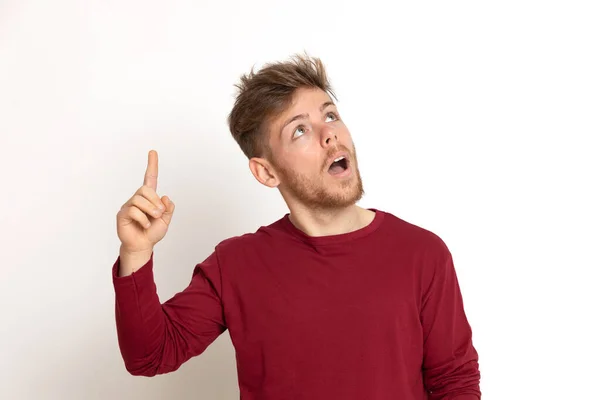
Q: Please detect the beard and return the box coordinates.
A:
[271,145,365,210]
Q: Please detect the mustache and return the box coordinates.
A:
[323,145,352,168]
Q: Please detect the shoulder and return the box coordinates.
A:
[378,209,451,259]
[213,214,290,260]
[377,210,457,293]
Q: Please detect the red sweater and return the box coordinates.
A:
[112,209,480,399]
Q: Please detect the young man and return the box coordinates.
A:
[113,54,481,399]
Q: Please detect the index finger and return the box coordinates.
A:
[144,150,158,190]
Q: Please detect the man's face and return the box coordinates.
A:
[263,87,364,210]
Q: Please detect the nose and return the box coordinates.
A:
[321,126,338,147]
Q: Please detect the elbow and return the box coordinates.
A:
[116,345,163,377]
[121,353,177,377]
[124,361,161,377]
[116,330,180,377]
[425,359,481,399]
[121,350,184,377]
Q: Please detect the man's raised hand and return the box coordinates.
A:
[116,150,175,254]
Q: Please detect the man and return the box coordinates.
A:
[113,54,481,399]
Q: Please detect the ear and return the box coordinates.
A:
[249,157,280,188]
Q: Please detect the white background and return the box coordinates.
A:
[1,1,599,399]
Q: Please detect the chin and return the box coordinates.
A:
[324,181,365,208]
[278,163,364,209]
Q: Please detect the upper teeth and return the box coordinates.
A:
[334,156,345,162]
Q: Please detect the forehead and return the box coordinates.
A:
[270,87,334,129]
[284,87,333,113]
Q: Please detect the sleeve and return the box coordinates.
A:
[112,250,227,376]
[420,243,481,399]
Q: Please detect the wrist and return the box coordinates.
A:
[118,245,153,276]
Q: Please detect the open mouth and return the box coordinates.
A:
[328,156,349,175]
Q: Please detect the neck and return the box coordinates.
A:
[286,204,375,237]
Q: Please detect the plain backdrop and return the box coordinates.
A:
[1,1,599,399]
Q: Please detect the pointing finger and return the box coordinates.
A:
[144,150,159,190]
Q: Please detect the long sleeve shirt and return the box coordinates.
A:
[112,208,481,399]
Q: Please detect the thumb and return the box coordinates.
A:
[160,195,175,226]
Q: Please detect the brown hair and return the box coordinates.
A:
[227,53,337,161]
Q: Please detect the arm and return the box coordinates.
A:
[112,250,226,376]
[421,244,481,399]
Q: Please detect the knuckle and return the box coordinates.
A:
[137,186,149,198]
[136,186,162,210]
[141,185,155,196]
[132,194,143,205]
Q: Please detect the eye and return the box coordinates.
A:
[292,125,307,139]
[325,112,339,122]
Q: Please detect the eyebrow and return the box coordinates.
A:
[280,101,336,137]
